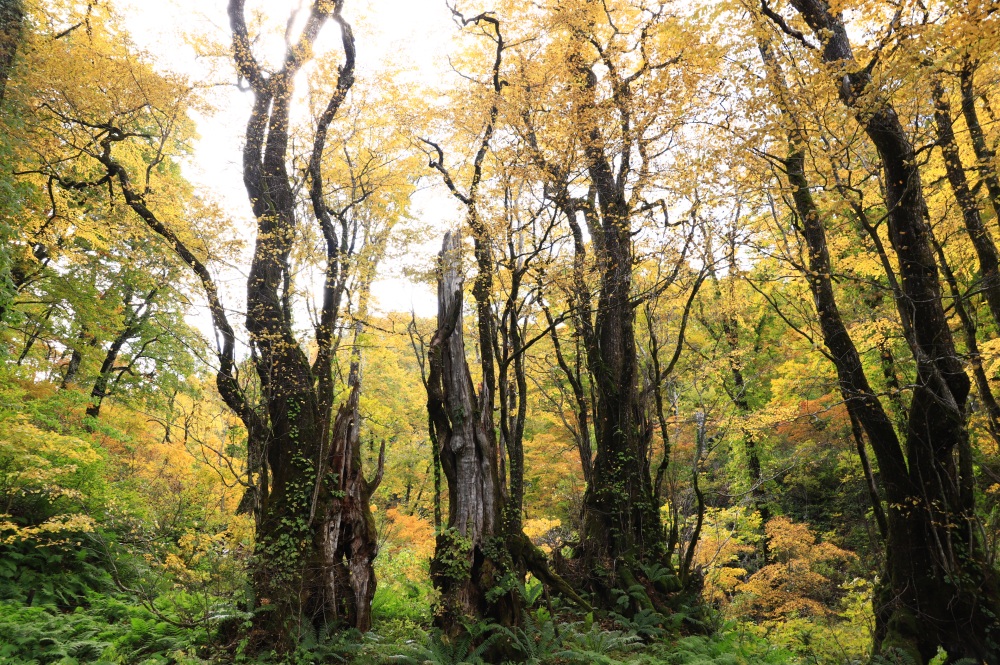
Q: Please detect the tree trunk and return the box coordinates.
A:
[580,195,663,567]
[498,258,527,533]
[314,379,382,632]
[544,303,594,487]
[0,0,22,106]
[959,59,1000,225]
[85,328,130,419]
[773,4,1000,659]
[572,51,664,574]
[931,78,1000,327]
[85,288,157,419]
[426,231,516,631]
[313,264,384,633]
[60,325,93,389]
[223,0,384,644]
[521,27,667,575]
[721,316,766,520]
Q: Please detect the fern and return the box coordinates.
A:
[551,623,642,665]
[638,562,675,587]
[0,603,117,664]
[610,608,667,640]
[389,623,500,665]
[493,610,566,664]
[659,633,796,665]
[288,622,360,664]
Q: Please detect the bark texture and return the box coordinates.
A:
[426,231,514,630]
[314,380,382,632]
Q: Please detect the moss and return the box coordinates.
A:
[879,607,924,665]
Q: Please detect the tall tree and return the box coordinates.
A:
[221,0,383,636]
[423,10,588,628]
[763,1,1000,659]
[16,0,405,643]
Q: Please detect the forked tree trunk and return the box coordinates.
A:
[771,3,1000,659]
[84,329,130,419]
[516,15,673,603]
[85,287,157,419]
[73,0,378,647]
[225,0,382,643]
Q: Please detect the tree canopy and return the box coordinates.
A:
[2,0,1000,663]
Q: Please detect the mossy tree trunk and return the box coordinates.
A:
[70,0,378,648]
[227,0,383,643]
[314,379,382,632]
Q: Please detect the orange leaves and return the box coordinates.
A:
[733,517,855,622]
[382,506,435,562]
[695,510,857,625]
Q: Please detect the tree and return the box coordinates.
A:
[422,9,591,628]
[757,1,1000,658]
[10,0,413,644]
[425,231,515,630]
[508,0,708,591]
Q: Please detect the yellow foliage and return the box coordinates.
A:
[524,517,562,553]
[693,506,761,605]
[0,413,103,545]
[523,517,561,542]
[0,514,96,546]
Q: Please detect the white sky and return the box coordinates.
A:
[117,0,465,326]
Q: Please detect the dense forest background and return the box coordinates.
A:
[1,0,999,663]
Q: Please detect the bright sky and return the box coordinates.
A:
[117,0,464,324]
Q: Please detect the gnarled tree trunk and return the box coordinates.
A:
[225,0,384,643]
[426,231,516,631]
[314,379,382,632]
[66,0,380,647]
